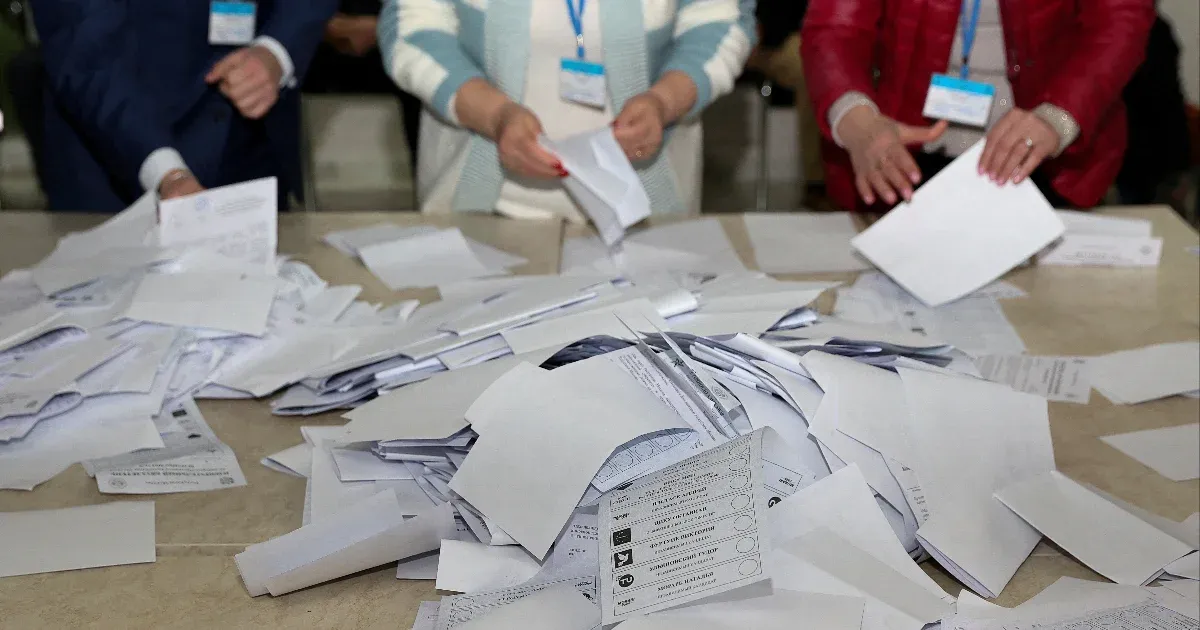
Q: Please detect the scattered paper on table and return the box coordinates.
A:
[1101,423,1200,481]
[0,501,155,577]
[744,212,870,273]
[158,177,278,273]
[1091,342,1200,405]
[851,142,1065,306]
[975,355,1091,404]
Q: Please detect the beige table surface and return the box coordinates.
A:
[0,208,1197,629]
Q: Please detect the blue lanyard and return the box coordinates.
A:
[566,0,586,59]
[959,0,983,80]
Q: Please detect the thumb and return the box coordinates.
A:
[897,119,949,145]
[206,49,246,83]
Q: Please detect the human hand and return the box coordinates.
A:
[979,108,1060,185]
[492,103,567,179]
[613,92,668,163]
[205,45,284,120]
[325,14,379,57]
[158,169,204,200]
[838,106,948,205]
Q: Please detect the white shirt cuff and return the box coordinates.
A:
[253,36,296,89]
[828,91,879,149]
[139,148,189,193]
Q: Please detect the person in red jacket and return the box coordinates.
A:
[801,0,1155,211]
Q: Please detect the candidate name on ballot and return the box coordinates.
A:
[599,430,771,625]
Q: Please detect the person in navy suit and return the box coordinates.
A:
[34,0,338,212]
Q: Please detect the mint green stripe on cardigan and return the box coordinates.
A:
[453,0,683,215]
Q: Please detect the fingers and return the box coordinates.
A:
[896,119,949,145]
[855,174,876,205]
[880,155,914,202]
[887,142,922,186]
[866,168,898,206]
[206,49,246,84]
[240,91,277,120]
[997,137,1032,185]
[1012,144,1049,184]
[980,111,1020,177]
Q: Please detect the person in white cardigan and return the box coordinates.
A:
[378,0,756,221]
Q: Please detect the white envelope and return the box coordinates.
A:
[545,128,650,246]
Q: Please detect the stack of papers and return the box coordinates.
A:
[851,142,1066,306]
[542,128,650,246]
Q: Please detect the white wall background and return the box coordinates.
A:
[1161,0,1200,105]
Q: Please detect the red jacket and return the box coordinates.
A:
[801,0,1155,210]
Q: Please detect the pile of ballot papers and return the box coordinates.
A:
[3,143,1199,630]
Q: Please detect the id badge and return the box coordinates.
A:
[209,1,257,46]
[922,74,995,127]
[560,58,608,108]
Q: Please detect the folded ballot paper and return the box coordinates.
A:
[852,141,1066,306]
[542,128,651,246]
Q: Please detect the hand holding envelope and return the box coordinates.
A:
[542,128,651,246]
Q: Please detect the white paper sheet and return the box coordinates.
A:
[1091,342,1200,405]
[598,431,771,625]
[1055,210,1153,238]
[0,501,155,577]
[898,366,1056,598]
[441,277,603,336]
[976,355,1092,404]
[434,576,598,630]
[850,142,1065,306]
[158,177,278,272]
[744,212,870,273]
[340,347,562,443]
[450,355,690,559]
[124,271,278,336]
[995,470,1195,584]
[330,447,415,482]
[359,229,514,290]
[1101,424,1200,481]
[669,310,788,337]
[1040,234,1164,267]
[500,299,669,354]
[544,128,650,246]
[614,590,867,630]
[324,223,437,257]
[626,219,747,274]
[453,584,600,630]
[235,494,455,596]
[435,539,542,593]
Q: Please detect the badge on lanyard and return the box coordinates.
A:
[922,0,995,127]
[559,0,608,108]
[209,1,257,46]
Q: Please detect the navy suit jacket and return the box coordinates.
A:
[35,0,338,212]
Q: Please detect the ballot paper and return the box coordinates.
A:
[158,177,278,273]
[898,367,1056,598]
[236,494,455,596]
[946,597,1198,630]
[975,355,1092,404]
[744,212,870,273]
[359,229,520,290]
[851,142,1065,306]
[434,576,598,630]
[1100,424,1200,482]
[1040,234,1164,267]
[543,128,650,246]
[451,355,690,559]
[669,310,788,336]
[617,591,866,630]
[0,501,155,577]
[1055,210,1153,238]
[412,601,441,630]
[86,398,246,494]
[261,442,312,478]
[124,271,278,336]
[452,584,600,630]
[994,470,1195,585]
[1091,341,1200,405]
[441,277,605,336]
[598,430,771,625]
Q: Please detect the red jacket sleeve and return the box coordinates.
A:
[1040,0,1155,153]
[800,0,883,139]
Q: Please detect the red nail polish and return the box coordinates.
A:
[558,169,569,178]
[552,161,563,170]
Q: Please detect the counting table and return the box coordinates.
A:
[0,207,1195,629]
